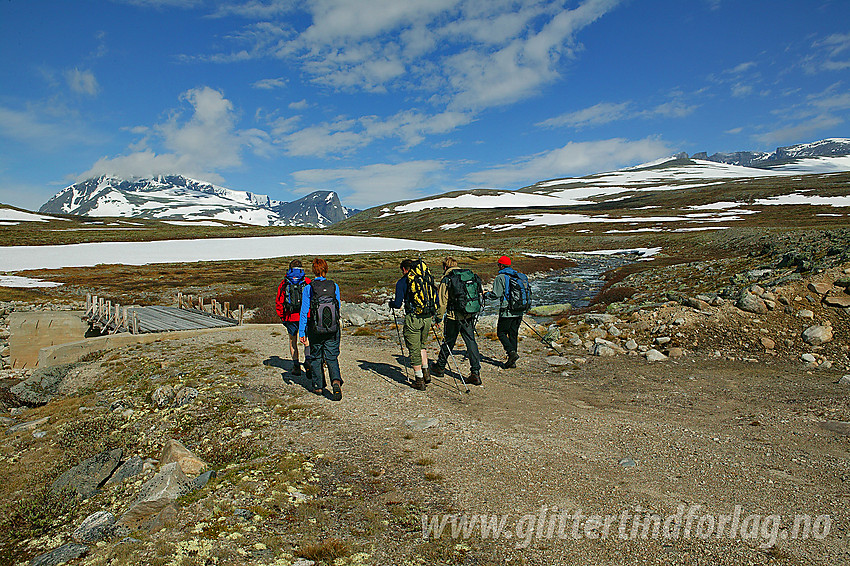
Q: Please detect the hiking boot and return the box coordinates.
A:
[467,371,481,386]
[504,352,519,369]
[331,381,342,401]
[423,367,431,384]
[429,363,445,377]
[292,363,301,376]
[411,374,427,391]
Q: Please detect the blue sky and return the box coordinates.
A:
[1,0,848,211]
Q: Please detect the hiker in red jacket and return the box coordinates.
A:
[276,259,310,376]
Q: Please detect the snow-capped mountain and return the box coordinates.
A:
[692,138,850,168]
[38,175,358,227]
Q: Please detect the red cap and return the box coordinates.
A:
[497,255,511,266]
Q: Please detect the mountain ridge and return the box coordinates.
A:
[38,175,358,228]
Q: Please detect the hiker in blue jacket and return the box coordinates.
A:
[299,258,343,401]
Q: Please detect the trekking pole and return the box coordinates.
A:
[521,317,565,355]
[391,308,411,382]
[432,324,469,394]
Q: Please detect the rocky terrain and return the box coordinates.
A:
[0,231,849,566]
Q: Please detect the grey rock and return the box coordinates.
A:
[654,336,671,346]
[797,309,815,319]
[839,375,850,385]
[151,385,175,408]
[683,297,710,310]
[193,469,217,490]
[583,313,617,325]
[105,456,145,486]
[618,458,637,467]
[234,508,254,520]
[10,363,75,406]
[801,353,817,364]
[528,304,571,316]
[802,325,833,346]
[645,349,668,362]
[6,416,49,435]
[33,430,48,439]
[667,347,685,359]
[607,325,622,337]
[173,387,199,407]
[545,356,571,366]
[135,462,195,503]
[737,292,768,314]
[624,339,638,351]
[29,543,88,566]
[592,343,617,357]
[73,511,117,543]
[405,416,439,431]
[52,448,123,499]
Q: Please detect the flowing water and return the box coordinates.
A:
[482,251,646,315]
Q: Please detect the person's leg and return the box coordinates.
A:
[306,333,325,392]
[496,315,512,356]
[420,316,431,372]
[458,317,481,374]
[324,330,343,400]
[505,317,521,367]
[288,330,301,375]
[403,314,426,389]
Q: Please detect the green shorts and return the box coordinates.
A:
[403,313,432,357]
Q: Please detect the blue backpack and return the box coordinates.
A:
[500,267,531,313]
[282,268,306,312]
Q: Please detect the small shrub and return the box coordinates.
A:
[352,326,377,336]
[591,285,637,306]
[297,538,351,562]
[424,472,444,481]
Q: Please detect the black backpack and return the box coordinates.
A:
[502,268,532,313]
[309,279,340,334]
[445,269,484,316]
[405,260,438,317]
[281,268,305,312]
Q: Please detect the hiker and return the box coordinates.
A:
[276,259,310,376]
[388,258,437,390]
[298,258,343,401]
[486,256,531,368]
[431,257,483,385]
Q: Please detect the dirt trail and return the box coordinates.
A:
[220,323,849,565]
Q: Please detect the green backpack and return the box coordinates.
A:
[405,260,438,317]
[445,269,484,315]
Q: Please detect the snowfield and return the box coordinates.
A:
[0,234,476,273]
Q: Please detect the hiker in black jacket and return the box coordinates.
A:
[431,257,482,385]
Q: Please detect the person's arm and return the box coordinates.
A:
[388,277,406,310]
[486,273,505,301]
[298,284,311,337]
[436,277,448,319]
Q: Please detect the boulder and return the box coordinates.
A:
[683,297,710,310]
[73,511,117,543]
[105,456,145,486]
[802,325,833,346]
[29,543,88,566]
[645,349,668,362]
[52,448,123,499]
[173,387,198,408]
[119,462,195,531]
[6,416,49,435]
[737,292,768,314]
[9,363,75,406]
[807,282,832,295]
[528,304,571,316]
[151,385,174,408]
[159,439,207,476]
[824,294,850,308]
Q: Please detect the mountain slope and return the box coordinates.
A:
[38,176,357,227]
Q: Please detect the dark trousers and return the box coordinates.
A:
[306,330,342,390]
[497,315,521,356]
[436,316,481,372]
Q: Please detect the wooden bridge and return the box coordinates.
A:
[85,293,244,334]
